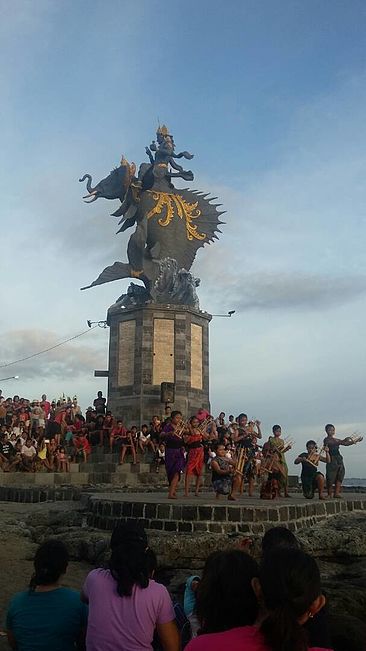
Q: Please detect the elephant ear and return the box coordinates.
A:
[111,186,134,218]
[111,185,139,233]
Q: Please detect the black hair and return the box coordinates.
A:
[272,424,281,434]
[262,526,301,555]
[145,547,158,577]
[238,413,247,420]
[325,424,334,434]
[171,410,182,419]
[196,550,258,634]
[30,540,69,591]
[260,548,321,651]
[109,523,149,597]
[306,440,317,447]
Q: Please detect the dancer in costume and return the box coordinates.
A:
[267,425,292,498]
[323,423,363,498]
[211,443,241,501]
[184,416,207,497]
[161,410,187,499]
[294,440,330,500]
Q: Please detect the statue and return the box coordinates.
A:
[79,125,225,307]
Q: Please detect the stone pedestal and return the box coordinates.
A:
[106,303,211,425]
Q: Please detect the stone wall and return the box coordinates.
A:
[86,495,366,536]
[107,303,211,425]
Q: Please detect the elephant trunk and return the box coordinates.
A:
[79,174,96,193]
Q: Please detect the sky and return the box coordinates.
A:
[1,0,366,475]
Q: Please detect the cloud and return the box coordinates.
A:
[0,329,106,381]
[200,270,366,311]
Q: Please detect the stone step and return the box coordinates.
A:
[80,462,116,473]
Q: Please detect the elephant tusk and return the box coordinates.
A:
[82,191,97,199]
[83,195,98,203]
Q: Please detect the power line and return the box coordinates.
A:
[0,325,100,369]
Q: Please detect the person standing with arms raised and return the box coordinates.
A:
[323,423,363,498]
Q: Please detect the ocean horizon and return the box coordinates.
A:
[343,478,366,487]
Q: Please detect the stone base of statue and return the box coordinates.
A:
[106,302,211,425]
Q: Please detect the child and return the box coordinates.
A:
[56,446,70,472]
[155,443,165,473]
[184,575,200,637]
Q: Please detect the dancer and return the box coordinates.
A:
[211,443,241,501]
[267,425,292,497]
[294,441,330,500]
[161,410,187,499]
[184,416,207,497]
[323,424,363,498]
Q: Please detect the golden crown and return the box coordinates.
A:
[156,124,169,136]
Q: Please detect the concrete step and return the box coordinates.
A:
[80,462,116,473]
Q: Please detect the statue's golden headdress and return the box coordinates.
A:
[120,155,136,178]
[156,124,170,136]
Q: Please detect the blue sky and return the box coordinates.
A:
[1,0,366,475]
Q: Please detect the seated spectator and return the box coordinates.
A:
[21,438,37,471]
[73,430,91,463]
[195,550,259,635]
[81,522,179,651]
[37,437,53,472]
[64,428,75,460]
[8,440,24,471]
[187,548,331,651]
[92,413,105,447]
[102,411,114,448]
[261,526,301,555]
[0,433,15,471]
[46,413,61,444]
[6,540,87,651]
[138,424,156,455]
[149,416,162,448]
[184,575,200,637]
[56,446,70,472]
[110,420,126,452]
[261,527,331,649]
[120,429,137,465]
[155,443,166,473]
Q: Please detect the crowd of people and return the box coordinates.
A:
[156,410,362,501]
[0,391,362,501]
[5,522,364,651]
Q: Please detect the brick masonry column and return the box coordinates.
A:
[106,303,211,425]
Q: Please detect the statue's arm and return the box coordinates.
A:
[145,147,154,164]
[173,151,194,160]
[169,159,184,173]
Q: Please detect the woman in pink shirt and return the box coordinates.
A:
[186,548,332,651]
[82,523,179,651]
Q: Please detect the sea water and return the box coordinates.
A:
[343,478,366,488]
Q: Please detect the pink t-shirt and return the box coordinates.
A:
[83,568,175,651]
[185,626,333,651]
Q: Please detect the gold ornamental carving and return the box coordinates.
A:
[147,191,206,241]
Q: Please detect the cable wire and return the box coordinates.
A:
[0,325,99,369]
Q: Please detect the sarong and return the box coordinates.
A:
[186,447,204,477]
[165,447,186,483]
